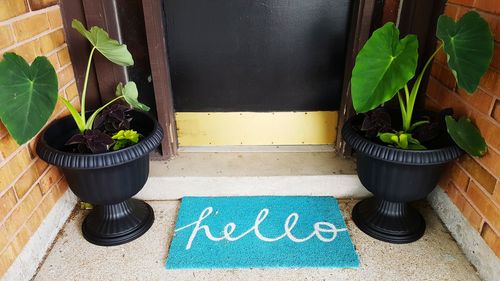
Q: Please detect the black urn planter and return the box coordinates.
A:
[342,116,462,243]
[36,110,163,246]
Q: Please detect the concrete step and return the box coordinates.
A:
[136,150,371,200]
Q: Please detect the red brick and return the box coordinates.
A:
[449,163,470,191]
[492,43,500,71]
[0,25,15,50]
[431,62,457,90]
[0,148,31,193]
[25,207,44,234]
[0,0,29,21]
[34,158,49,175]
[466,181,500,233]
[494,181,500,206]
[39,187,58,216]
[14,165,39,199]
[65,82,79,100]
[3,186,42,238]
[9,225,31,255]
[481,12,500,42]
[34,29,65,55]
[459,155,496,194]
[447,0,475,7]
[0,188,17,221]
[47,8,63,29]
[474,0,500,15]
[0,122,7,138]
[39,166,62,195]
[0,243,17,277]
[479,69,500,97]
[444,4,460,20]
[0,134,20,159]
[28,0,58,10]
[0,225,9,253]
[476,148,500,178]
[470,113,500,150]
[457,87,494,115]
[492,100,500,122]
[57,65,74,88]
[461,199,483,231]
[481,223,500,258]
[8,41,37,63]
[445,181,466,210]
[57,47,70,66]
[12,13,50,41]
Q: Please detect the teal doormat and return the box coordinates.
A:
[166,196,359,269]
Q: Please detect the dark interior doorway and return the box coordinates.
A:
[163,0,353,112]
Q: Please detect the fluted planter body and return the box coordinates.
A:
[36,110,163,246]
[342,115,462,243]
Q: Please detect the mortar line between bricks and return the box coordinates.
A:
[456,161,500,211]
[0,5,59,26]
[0,176,67,258]
[459,179,500,238]
[430,76,500,148]
[0,27,64,55]
[0,158,40,221]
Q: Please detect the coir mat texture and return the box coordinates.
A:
[166,196,359,269]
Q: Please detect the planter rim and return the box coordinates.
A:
[36,110,163,169]
[342,115,463,165]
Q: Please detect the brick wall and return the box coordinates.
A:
[0,0,79,277]
[426,0,500,258]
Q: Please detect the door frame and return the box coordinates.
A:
[62,0,442,159]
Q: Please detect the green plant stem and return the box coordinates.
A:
[397,92,408,128]
[80,47,96,124]
[403,43,444,132]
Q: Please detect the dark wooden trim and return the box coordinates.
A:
[142,0,177,159]
[398,0,446,109]
[59,0,102,109]
[81,0,128,103]
[382,0,401,24]
[336,0,377,156]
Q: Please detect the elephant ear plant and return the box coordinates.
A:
[351,11,493,157]
[0,19,148,153]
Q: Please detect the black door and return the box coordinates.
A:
[163,0,353,112]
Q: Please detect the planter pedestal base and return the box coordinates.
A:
[82,199,154,246]
[352,197,425,244]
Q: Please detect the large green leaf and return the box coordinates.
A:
[445,116,486,157]
[351,22,418,113]
[116,82,150,111]
[436,11,493,93]
[0,53,58,144]
[72,19,134,66]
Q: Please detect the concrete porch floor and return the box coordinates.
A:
[34,199,480,281]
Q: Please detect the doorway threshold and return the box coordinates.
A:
[177,145,336,153]
[137,150,370,200]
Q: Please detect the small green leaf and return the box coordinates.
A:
[111,129,142,151]
[0,53,58,144]
[436,11,493,93]
[351,22,418,113]
[80,202,93,210]
[378,132,396,144]
[116,82,150,111]
[445,116,487,157]
[399,134,408,149]
[378,131,425,150]
[72,19,133,66]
